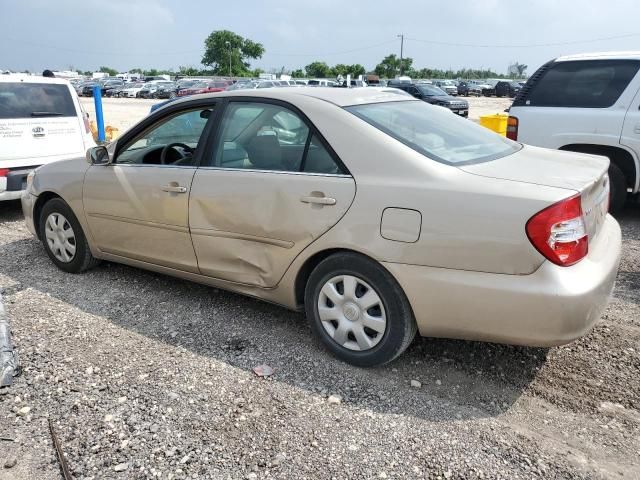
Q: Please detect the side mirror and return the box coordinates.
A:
[86,146,111,165]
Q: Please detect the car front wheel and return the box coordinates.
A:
[39,198,99,273]
[305,252,417,367]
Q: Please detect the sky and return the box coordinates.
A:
[1,0,640,76]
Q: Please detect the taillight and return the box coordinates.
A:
[0,169,8,178]
[526,194,588,267]
[506,116,518,141]
[83,113,91,134]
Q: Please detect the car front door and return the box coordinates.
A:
[189,100,356,287]
[83,104,215,272]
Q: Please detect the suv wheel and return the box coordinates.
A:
[608,163,627,213]
[39,198,99,273]
[305,252,417,367]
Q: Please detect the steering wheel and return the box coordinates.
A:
[160,142,195,165]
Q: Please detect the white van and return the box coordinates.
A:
[0,75,96,201]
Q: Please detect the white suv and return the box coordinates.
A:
[0,75,95,201]
[507,51,640,211]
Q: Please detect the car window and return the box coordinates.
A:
[210,102,346,174]
[347,100,521,165]
[525,60,640,108]
[213,102,310,171]
[0,82,76,119]
[116,108,212,165]
[303,135,345,174]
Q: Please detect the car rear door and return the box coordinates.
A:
[189,99,356,287]
[619,75,640,192]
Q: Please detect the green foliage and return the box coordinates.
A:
[98,66,118,77]
[305,61,332,78]
[332,64,366,78]
[129,68,144,74]
[290,69,306,78]
[202,30,265,76]
[374,54,413,78]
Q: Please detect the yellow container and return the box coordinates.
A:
[479,114,508,136]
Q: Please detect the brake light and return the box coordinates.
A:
[526,194,588,267]
[506,116,518,141]
[0,169,8,178]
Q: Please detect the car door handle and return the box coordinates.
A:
[161,184,187,193]
[300,195,336,205]
[634,123,640,134]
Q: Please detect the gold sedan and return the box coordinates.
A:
[22,88,621,366]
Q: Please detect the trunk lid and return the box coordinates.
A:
[459,145,610,242]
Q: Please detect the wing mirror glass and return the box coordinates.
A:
[86,145,111,165]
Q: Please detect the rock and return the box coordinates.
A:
[327,395,342,405]
[120,439,129,449]
[4,458,17,468]
[17,406,30,417]
[180,455,190,464]
[379,473,388,479]
[118,396,127,403]
[14,396,21,404]
[410,380,422,388]
[272,453,286,466]
[113,463,128,472]
[86,366,94,375]
[444,471,452,479]
[436,379,442,386]
[104,414,114,422]
[149,423,160,433]
[246,474,258,480]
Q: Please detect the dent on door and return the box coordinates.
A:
[189,169,356,287]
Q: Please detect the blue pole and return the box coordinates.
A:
[93,85,105,142]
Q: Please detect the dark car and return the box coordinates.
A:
[154,82,178,99]
[82,79,123,97]
[457,81,482,97]
[481,80,520,98]
[388,81,469,117]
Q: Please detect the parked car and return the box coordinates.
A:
[0,75,95,201]
[483,80,519,97]
[388,81,469,116]
[81,82,99,96]
[307,79,337,87]
[508,51,640,211]
[82,79,123,97]
[177,80,232,97]
[21,88,620,366]
[119,82,145,98]
[154,82,178,99]
[139,81,174,99]
[433,80,458,96]
[456,81,482,96]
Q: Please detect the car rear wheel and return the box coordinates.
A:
[305,252,417,367]
[39,198,99,273]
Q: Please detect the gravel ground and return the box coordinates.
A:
[79,95,513,135]
[0,199,638,480]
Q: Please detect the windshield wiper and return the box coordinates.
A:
[31,112,64,117]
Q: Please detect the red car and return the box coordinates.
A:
[177,80,232,97]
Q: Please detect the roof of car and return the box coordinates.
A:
[174,87,417,107]
[556,51,640,62]
[0,75,73,85]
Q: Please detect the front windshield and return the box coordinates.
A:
[417,85,446,96]
[346,100,521,165]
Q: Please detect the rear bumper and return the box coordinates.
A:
[384,214,622,347]
[0,190,23,201]
[0,166,38,202]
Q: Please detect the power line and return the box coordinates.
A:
[405,33,640,48]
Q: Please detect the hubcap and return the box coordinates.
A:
[44,213,76,263]
[317,275,387,351]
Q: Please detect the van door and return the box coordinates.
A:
[619,83,640,193]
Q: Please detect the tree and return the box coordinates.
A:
[291,69,305,78]
[129,68,144,74]
[99,66,118,77]
[374,54,413,78]
[202,30,264,76]
[305,61,332,78]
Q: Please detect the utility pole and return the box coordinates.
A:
[225,41,232,77]
[397,34,404,77]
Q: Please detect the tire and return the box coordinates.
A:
[39,198,99,273]
[608,163,627,214]
[304,252,417,367]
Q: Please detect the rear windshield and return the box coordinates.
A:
[524,59,640,108]
[0,82,76,119]
[346,100,521,165]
